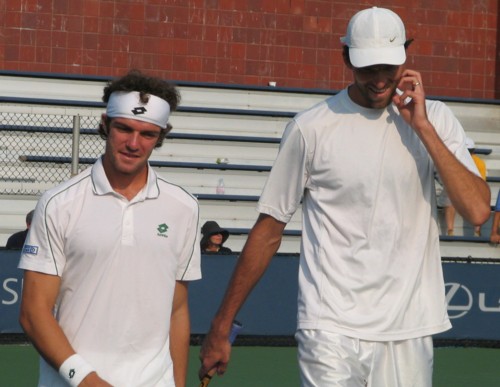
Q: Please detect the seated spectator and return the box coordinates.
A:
[6,209,34,249]
[442,137,486,236]
[490,190,500,244]
[201,221,232,253]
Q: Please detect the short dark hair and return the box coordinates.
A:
[26,209,34,225]
[98,70,181,148]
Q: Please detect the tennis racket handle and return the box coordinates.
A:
[199,373,213,387]
[198,320,243,387]
[228,320,242,344]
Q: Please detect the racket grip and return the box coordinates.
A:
[199,374,212,387]
[228,320,242,344]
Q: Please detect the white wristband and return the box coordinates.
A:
[58,354,95,387]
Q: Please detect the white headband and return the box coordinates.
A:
[106,91,170,128]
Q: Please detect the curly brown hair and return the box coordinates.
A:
[98,69,181,148]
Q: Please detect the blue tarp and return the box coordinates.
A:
[2,250,499,340]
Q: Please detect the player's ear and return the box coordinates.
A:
[155,123,173,148]
[342,45,354,69]
[98,113,109,139]
[404,38,414,50]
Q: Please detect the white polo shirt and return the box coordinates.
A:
[258,89,479,341]
[19,157,201,387]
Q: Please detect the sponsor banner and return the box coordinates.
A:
[437,262,500,340]
[190,254,300,335]
[0,250,23,333]
[1,251,499,340]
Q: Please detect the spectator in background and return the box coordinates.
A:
[490,190,500,244]
[201,221,232,253]
[467,138,487,178]
[443,137,487,236]
[6,209,34,250]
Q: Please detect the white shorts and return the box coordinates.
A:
[296,329,433,387]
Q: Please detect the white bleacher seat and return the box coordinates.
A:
[0,72,499,258]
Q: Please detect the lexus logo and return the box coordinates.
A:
[445,282,473,319]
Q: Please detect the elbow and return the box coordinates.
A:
[467,185,492,226]
[470,204,491,227]
[19,308,31,336]
[19,304,36,339]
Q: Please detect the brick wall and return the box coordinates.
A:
[0,0,498,99]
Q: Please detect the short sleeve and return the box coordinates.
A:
[257,119,310,223]
[18,194,66,276]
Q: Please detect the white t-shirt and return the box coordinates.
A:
[19,158,201,386]
[258,89,479,341]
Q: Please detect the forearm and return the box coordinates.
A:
[199,214,285,379]
[21,297,107,386]
[20,271,109,386]
[170,318,189,387]
[170,282,190,387]
[21,305,75,370]
[418,122,490,225]
[19,271,75,370]
[394,71,490,225]
[211,214,285,336]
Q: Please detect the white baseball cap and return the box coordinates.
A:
[341,7,407,68]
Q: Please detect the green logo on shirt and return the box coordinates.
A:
[157,223,169,238]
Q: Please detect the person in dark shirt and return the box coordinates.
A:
[200,221,232,253]
[6,209,34,250]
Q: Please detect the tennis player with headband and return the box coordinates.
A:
[19,70,201,387]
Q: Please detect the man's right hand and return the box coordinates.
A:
[198,326,232,380]
[198,214,286,381]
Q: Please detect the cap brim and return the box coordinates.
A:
[349,45,406,68]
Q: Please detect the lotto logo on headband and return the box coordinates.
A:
[107,91,170,128]
[131,106,147,115]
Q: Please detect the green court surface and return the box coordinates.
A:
[1,344,499,386]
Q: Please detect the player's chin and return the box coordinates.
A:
[366,92,392,109]
[117,158,147,174]
[370,99,392,109]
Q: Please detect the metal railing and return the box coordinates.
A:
[0,111,103,195]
